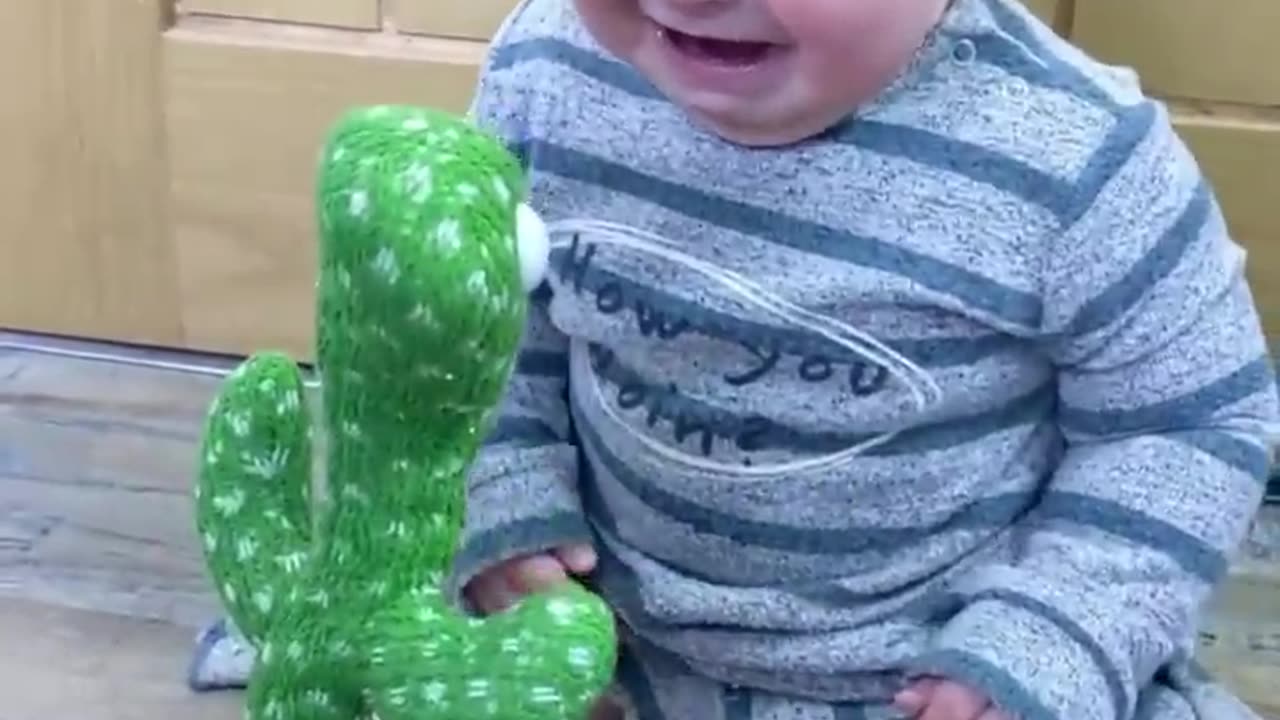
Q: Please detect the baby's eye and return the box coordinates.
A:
[515,202,549,293]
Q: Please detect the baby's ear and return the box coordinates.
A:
[516,203,550,293]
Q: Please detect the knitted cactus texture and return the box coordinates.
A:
[193,105,617,720]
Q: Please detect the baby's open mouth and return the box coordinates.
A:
[658,25,781,66]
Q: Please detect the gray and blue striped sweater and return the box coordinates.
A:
[445,1,1280,718]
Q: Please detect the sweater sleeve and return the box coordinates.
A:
[909,101,1280,720]
[445,6,592,606]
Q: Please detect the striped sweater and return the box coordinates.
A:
[444,0,1280,718]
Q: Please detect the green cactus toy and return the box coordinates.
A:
[192,105,616,720]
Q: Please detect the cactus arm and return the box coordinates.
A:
[196,351,314,644]
[362,582,616,720]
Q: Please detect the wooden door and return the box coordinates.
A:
[0,0,514,359]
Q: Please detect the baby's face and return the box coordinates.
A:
[574,0,949,146]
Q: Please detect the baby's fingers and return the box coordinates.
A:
[894,678,940,715]
[918,681,990,720]
[465,569,521,615]
[554,544,598,575]
[505,552,570,594]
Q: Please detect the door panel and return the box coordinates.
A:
[390,0,518,40]
[1021,0,1072,34]
[0,0,495,358]
[0,0,184,345]
[181,0,380,29]
[1172,106,1280,341]
[1072,0,1280,107]
[165,16,487,357]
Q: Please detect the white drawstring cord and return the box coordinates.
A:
[544,218,942,478]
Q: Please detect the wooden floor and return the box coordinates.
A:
[0,331,1277,719]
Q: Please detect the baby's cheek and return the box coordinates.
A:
[767,0,894,46]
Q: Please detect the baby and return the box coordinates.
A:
[446,0,1280,719]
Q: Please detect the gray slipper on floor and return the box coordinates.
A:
[187,617,255,691]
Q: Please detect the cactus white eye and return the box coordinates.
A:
[515,202,549,293]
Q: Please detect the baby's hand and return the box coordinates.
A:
[894,677,1012,720]
[463,544,598,615]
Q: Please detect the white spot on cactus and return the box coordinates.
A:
[275,552,307,573]
[370,580,389,597]
[387,521,407,538]
[222,582,237,603]
[348,189,369,218]
[287,641,304,660]
[466,270,489,298]
[402,117,428,131]
[501,637,520,653]
[235,536,258,561]
[414,364,443,380]
[341,484,369,506]
[491,287,510,314]
[252,590,273,613]
[393,458,410,472]
[202,530,217,551]
[258,377,275,393]
[457,183,479,202]
[260,642,273,663]
[423,681,447,704]
[403,163,433,202]
[568,646,594,668]
[212,489,246,517]
[246,447,289,479]
[467,679,491,698]
[265,699,283,720]
[227,411,250,437]
[337,267,352,290]
[371,324,400,349]
[342,420,361,438]
[388,686,409,707]
[331,146,346,162]
[305,689,331,707]
[530,686,562,704]
[421,640,440,658]
[409,303,436,327]
[372,247,400,284]
[434,218,462,255]
[308,590,330,608]
[545,596,576,624]
[492,176,511,203]
[331,639,351,657]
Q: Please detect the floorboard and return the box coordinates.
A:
[0,597,242,720]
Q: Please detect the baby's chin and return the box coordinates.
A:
[669,88,854,148]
